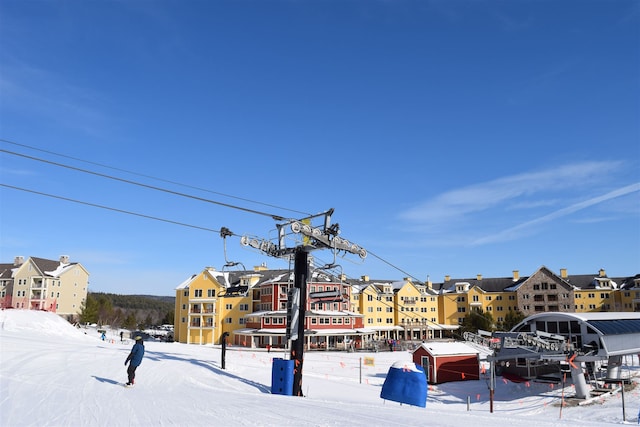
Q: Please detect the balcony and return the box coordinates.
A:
[189,309,215,315]
[190,322,215,329]
[30,292,45,301]
[30,280,46,290]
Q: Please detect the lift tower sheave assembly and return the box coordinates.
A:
[238,208,366,397]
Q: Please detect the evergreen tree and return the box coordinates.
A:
[123,313,138,330]
[142,313,153,329]
[460,309,494,335]
[96,295,114,326]
[161,309,174,325]
[499,310,526,331]
[79,294,99,324]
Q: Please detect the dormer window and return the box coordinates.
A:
[455,282,471,293]
[596,278,613,289]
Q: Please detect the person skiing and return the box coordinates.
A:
[124,335,145,387]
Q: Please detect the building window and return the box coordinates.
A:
[194,289,202,297]
[207,289,215,297]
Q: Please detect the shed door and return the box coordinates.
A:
[420,356,430,382]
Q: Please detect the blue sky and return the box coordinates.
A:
[1,0,638,296]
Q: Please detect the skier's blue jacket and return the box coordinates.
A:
[126,342,145,367]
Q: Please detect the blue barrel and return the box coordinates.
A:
[271,358,294,395]
[380,361,427,407]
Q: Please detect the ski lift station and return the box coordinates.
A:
[483,312,640,399]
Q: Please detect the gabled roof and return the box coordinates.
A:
[21,256,80,278]
[175,274,197,290]
[617,274,640,290]
[437,276,527,294]
[0,264,14,280]
[433,266,637,294]
[417,341,479,356]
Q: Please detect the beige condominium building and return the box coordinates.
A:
[0,255,89,319]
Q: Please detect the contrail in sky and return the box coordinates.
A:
[471,182,640,245]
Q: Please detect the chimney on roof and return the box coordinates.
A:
[476,274,482,281]
[513,270,520,281]
[361,275,369,281]
[60,255,69,264]
[425,275,432,289]
[445,275,450,282]
[14,256,24,266]
[340,273,347,282]
[560,268,568,278]
[599,268,606,277]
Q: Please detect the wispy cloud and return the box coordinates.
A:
[0,60,111,137]
[0,167,37,177]
[398,161,638,246]
[400,161,622,223]
[471,182,640,245]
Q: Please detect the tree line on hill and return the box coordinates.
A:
[79,292,175,330]
[77,292,524,336]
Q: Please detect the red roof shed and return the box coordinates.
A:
[412,341,480,384]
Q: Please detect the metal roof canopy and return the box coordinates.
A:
[512,312,640,358]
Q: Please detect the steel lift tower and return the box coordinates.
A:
[239,208,366,396]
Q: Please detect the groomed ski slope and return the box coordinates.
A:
[1,309,638,427]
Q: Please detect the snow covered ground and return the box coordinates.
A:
[1,309,639,427]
